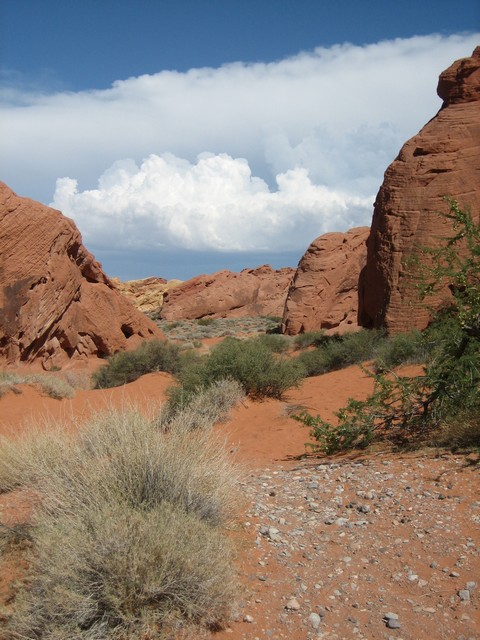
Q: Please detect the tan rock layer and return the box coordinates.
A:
[111,277,183,315]
[0,182,163,368]
[358,47,480,333]
[282,227,369,335]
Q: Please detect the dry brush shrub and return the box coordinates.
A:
[1,405,241,639]
[0,372,75,400]
[160,378,245,433]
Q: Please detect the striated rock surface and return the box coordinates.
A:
[358,47,480,333]
[111,276,183,316]
[282,227,369,335]
[0,182,163,368]
[160,265,295,321]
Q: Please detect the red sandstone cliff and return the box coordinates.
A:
[282,227,369,335]
[160,265,294,321]
[358,47,480,333]
[0,182,163,368]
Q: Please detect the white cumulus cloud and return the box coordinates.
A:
[52,153,373,252]
[1,33,479,259]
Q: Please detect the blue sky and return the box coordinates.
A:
[1,1,478,280]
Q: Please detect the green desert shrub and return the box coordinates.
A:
[169,336,304,403]
[372,329,426,371]
[1,408,239,638]
[296,329,384,376]
[93,339,182,388]
[293,331,329,350]
[255,333,291,353]
[183,337,304,399]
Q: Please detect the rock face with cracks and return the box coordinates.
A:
[0,182,163,368]
[160,265,294,321]
[358,47,480,333]
[281,227,369,335]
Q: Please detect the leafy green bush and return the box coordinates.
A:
[373,329,426,371]
[255,333,291,353]
[1,408,239,638]
[172,336,304,401]
[293,331,328,350]
[201,337,304,398]
[93,339,182,388]
[296,329,385,376]
[296,201,480,454]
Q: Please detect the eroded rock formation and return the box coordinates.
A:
[282,227,369,335]
[358,47,480,333]
[0,182,163,368]
[111,276,183,316]
[160,265,294,321]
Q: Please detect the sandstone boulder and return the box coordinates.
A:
[160,265,294,321]
[111,276,183,316]
[0,182,163,368]
[281,227,369,335]
[358,47,480,333]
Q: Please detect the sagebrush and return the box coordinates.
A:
[0,399,242,638]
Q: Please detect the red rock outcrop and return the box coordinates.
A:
[111,276,183,316]
[358,47,480,333]
[281,227,369,335]
[0,182,164,368]
[160,265,295,321]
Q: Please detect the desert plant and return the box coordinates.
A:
[196,317,215,326]
[372,329,426,371]
[255,333,291,353]
[197,337,304,399]
[169,336,304,403]
[2,408,240,638]
[296,329,385,376]
[293,331,328,350]
[160,378,245,432]
[93,339,182,388]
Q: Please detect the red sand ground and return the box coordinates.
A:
[0,362,478,639]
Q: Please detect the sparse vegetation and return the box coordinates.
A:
[171,336,305,402]
[93,339,182,388]
[293,330,329,350]
[0,372,76,399]
[157,316,281,341]
[295,329,385,377]
[295,201,480,454]
[0,400,241,638]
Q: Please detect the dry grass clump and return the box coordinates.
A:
[0,371,76,399]
[160,378,245,432]
[0,402,241,639]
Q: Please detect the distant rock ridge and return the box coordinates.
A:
[160,265,295,321]
[282,227,369,335]
[0,182,163,368]
[358,46,480,333]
